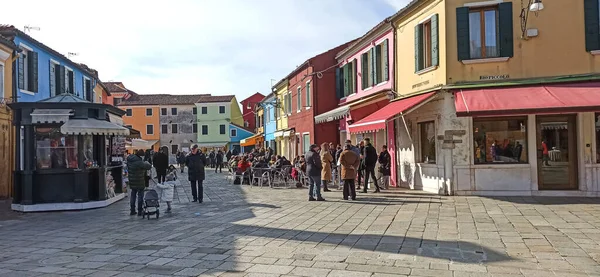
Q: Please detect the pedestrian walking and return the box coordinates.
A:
[127,149,152,216]
[153,146,169,184]
[320,142,333,192]
[378,145,391,189]
[340,144,360,200]
[177,152,186,173]
[215,149,224,173]
[186,145,207,203]
[305,144,325,201]
[362,138,381,193]
[156,171,176,213]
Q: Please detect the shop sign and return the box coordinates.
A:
[479,74,509,80]
[412,80,430,89]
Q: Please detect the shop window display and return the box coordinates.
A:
[419,121,436,164]
[35,127,78,169]
[473,117,527,164]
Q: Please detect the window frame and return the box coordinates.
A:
[472,116,528,165]
[219,105,226,114]
[297,86,302,112]
[468,6,500,59]
[171,107,178,115]
[305,81,311,109]
[201,124,209,135]
[49,59,60,97]
[146,108,153,116]
[171,144,178,155]
[193,123,198,133]
[418,121,437,164]
[161,108,167,116]
[219,124,226,135]
[161,124,168,134]
[230,129,237,137]
[83,76,92,101]
[64,66,74,95]
[146,124,154,135]
[192,107,197,115]
[19,46,31,93]
[201,106,208,114]
[126,109,132,116]
[172,123,178,134]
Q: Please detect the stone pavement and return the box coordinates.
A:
[1,169,600,276]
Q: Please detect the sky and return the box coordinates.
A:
[3,0,411,101]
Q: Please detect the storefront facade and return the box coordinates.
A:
[0,36,18,199]
[9,94,129,211]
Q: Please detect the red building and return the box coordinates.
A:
[287,41,355,155]
[240,92,265,131]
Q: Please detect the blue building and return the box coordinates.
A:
[0,25,98,103]
[229,123,253,154]
[262,93,277,152]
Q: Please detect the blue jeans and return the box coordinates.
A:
[130,188,144,213]
[308,175,322,199]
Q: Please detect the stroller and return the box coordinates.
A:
[142,188,160,219]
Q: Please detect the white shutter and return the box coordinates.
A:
[49,63,56,96]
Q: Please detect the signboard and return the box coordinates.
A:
[480,75,509,80]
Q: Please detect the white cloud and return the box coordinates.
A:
[3,0,396,100]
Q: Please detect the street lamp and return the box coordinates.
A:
[520,0,545,39]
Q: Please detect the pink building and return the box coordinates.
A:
[314,18,398,187]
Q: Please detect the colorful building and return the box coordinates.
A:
[284,41,354,157]
[118,96,161,151]
[314,18,396,186]
[273,80,289,157]
[239,92,264,130]
[195,95,242,151]
[379,0,600,196]
[262,93,278,152]
[0,35,18,198]
[229,123,254,153]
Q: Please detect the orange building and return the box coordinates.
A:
[119,104,161,151]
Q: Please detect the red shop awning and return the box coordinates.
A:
[455,82,600,117]
[348,92,436,134]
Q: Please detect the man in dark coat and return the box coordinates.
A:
[305,144,325,201]
[153,146,169,184]
[186,145,207,203]
[215,149,224,173]
[362,138,381,193]
[378,145,391,189]
[127,150,152,216]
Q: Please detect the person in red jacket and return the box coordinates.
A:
[541,139,550,166]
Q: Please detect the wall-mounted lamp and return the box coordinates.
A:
[520,0,544,39]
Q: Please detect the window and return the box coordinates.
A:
[192,107,197,114]
[65,67,74,94]
[419,121,436,164]
[201,125,208,135]
[456,3,513,61]
[171,108,177,115]
[244,121,249,127]
[415,15,438,72]
[35,127,78,169]
[286,91,292,114]
[126,109,132,116]
[305,81,311,108]
[584,0,600,51]
[18,47,38,93]
[146,124,154,135]
[171,145,178,155]
[473,117,528,164]
[161,124,168,134]
[201,107,208,114]
[266,107,271,122]
[219,106,225,114]
[220,124,226,135]
[84,77,92,101]
[161,108,167,115]
[275,101,280,118]
[297,87,302,111]
[172,124,178,134]
[193,123,198,133]
[339,60,356,98]
[146,108,153,116]
[231,129,237,137]
[302,134,310,153]
[113,98,122,106]
[0,64,3,98]
[49,60,60,97]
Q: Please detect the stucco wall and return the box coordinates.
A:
[158,105,197,156]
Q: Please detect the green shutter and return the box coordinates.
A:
[28,51,38,92]
[370,47,376,86]
[335,67,342,99]
[18,54,24,89]
[347,62,354,96]
[584,0,600,51]
[431,14,439,66]
[352,58,358,93]
[382,39,389,81]
[456,7,470,61]
[361,53,368,89]
[343,63,349,96]
[498,2,514,58]
[58,65,66,94]
[415,24,423,72]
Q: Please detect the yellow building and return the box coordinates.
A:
[0,36,18,198]
[389,0,600,196]
[273,79,289,157]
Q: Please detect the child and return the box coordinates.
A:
[156,172,176,213]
